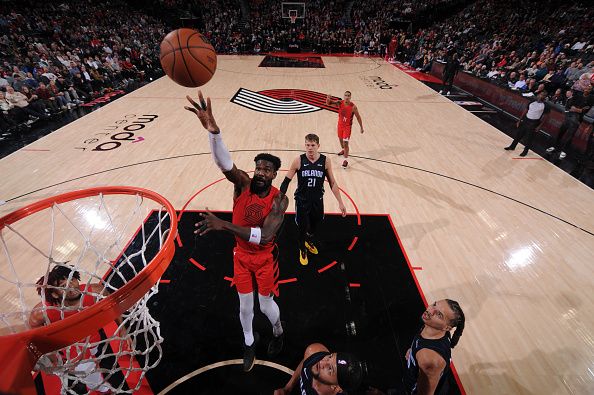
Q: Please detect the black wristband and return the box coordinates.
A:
[280,177,291,194]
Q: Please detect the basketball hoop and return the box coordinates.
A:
[289,10,298,24]
[0,186,178,394]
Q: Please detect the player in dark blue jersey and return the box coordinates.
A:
[403,299,465,395]
[274,343,363,395]
[280,134,347,265]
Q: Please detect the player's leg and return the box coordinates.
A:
[295,200,311,265]
[520,121,539,156]
[558,121,580,159]
[342,136,350,168]
[234,250,258,371]
[505,120,528,150]
[446,74,454,94]
[338,135,345,156]
[255,249,284,357]
[305,199,324,254]
[548,119,568,153]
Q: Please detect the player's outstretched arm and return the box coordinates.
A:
[326,94,340,106]
[185,90,250,194]
[326,159,346,216]
[195,193,288,244]
[279,156,300,195]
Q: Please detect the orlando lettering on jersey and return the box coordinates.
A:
[301,169,324,178]
[295,154,327,201]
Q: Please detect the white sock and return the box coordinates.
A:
[238,292,255,346]
[258,293,283,337]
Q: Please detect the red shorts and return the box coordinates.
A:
[337,124,352,141]
[233,246,279,296]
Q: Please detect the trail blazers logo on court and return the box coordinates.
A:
[231,88,340,114]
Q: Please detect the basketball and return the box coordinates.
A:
[159,28,217,88]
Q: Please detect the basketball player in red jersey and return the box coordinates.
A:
[186,91,287,372]
[29,265,112,393]
[326,91,364,168]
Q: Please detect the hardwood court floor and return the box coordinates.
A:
[1,56,593,394]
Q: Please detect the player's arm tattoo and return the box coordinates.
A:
[260,193,289,244]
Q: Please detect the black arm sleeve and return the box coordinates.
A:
[280,176,292,195]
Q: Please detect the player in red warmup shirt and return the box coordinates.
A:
[326,91,364,169]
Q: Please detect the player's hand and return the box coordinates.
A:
[339,202,347,217]
[195,210,225,235]
[185,90,219,133]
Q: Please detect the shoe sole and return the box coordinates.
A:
[267,336,284,357]
[305,243,318,255]
[243,333,259,372]
[243,357,255,372]
[299,252,308,265]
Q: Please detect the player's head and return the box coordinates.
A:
[422,299,465,348]
[344,91,352,102]
[305,133,320,155]
[252,153,281,194]
[312,352,364,394]
[36,265,82,305]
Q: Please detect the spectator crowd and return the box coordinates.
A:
[1,0,592,175]
[391,0,593,102]
[0,0,169,134]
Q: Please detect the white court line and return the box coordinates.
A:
[158,359,293,394]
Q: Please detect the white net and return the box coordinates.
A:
[0,190,174,394]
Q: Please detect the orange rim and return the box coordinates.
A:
[0,186,178,393]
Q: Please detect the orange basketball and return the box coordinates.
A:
[159,28,217,88]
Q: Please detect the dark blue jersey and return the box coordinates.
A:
[300,351,330,395]
[295,154,327,203]
[403,331,452,394]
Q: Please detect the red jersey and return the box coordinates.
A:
[232,186,280,253]
[338,101,355,129]
[44,285,101,358]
